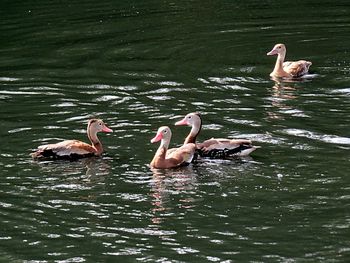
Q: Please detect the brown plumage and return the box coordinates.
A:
[150,126,196,169]
[31,119,113,160]
[175,112,258,158]
[267,43,312,78]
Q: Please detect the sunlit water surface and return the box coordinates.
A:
[1,0,350,262]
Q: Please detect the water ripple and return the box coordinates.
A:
[281,128,350,145]
[331,88,350,96]
[1,1,350,262]
[0,77,20,82]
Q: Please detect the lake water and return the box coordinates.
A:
[1,0,350,262]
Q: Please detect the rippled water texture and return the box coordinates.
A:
[1,0,350,262]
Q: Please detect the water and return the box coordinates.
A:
[1,0,350,262]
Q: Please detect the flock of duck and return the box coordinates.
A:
[31,43,313,169]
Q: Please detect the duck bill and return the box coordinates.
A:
[151,132,163,143]
[175,118,188,126]
[102,125,113,133]
[267,49,278,56]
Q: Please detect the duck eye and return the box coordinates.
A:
[99,122,102,126]
[188,116,192,119]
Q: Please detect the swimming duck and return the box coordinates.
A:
[267,43,312,78]
[31,119,113,160]
[150,126,196,169]
[175,112,258,158]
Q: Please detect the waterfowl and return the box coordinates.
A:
[267,43,312,78]
[150,126,196,169]
[31,119,113,160]
[175,112,258,158]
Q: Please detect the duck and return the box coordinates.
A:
[31,119,113,160]
[175,112,258,158]
[150,126,196,169]
[267,43,312,78]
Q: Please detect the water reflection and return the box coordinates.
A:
[32,157,111,185]
[149,166,198,224]
[265,80,304,121]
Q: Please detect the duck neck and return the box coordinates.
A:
[184,119,201,144]
[159,138,170,155]
[155,146,167,161]
[152,138,169,163]
[274,53,285,73]
[87,127,103,155]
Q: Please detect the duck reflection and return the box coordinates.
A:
[149,166,198,224]
[32,157,111,184]
[265,79,299,121]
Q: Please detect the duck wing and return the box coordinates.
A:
[166,143,196,166]
[197,138,257,158]
[32,140,96,159]
[283,60,312,77]
[166,147,177,157]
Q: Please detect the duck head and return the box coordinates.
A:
[175,112,201,127]
[267,43,286,56]
[151,126,172,144]
[88,119,113,134]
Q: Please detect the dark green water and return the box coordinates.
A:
[1,0,350,262]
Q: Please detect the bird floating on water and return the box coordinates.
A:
[267,43,312,78]
[31,119,113,160]
[150,126,196,169]
[175,112,258,159]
